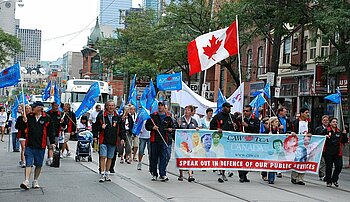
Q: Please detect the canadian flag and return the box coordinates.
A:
[188,21,239,76]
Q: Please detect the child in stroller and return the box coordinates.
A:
[75,116,93,162]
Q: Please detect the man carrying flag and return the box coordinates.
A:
[146,101,174,182]
[95,101,125,182]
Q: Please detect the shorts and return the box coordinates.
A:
[132,136,139,148]
[25,147,45,167]
[0,123,5,127]
[64,133,71,143]
[47,137,58,149]
[99,144,116,159]
[139,138,150,155]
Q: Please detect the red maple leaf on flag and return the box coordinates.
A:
[203,35,222,61]
[3,70,8,75]
[167,77,172,81]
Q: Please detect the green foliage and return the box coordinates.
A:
[0,29,22,67]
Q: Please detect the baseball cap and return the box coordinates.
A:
[222,102,233,108]
[158,101,165,106]
[32,101,44,108]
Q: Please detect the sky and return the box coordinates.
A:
[15,0,141,62]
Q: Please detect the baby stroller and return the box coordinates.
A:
[75,130,93,162]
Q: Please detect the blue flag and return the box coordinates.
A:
[42,80,52,101]
[324,88,341,104]
[147,80,157,109]
[252,83,270,99]
[140,86,149,108]
[156,72,182,91]
[54,82,61,105]
[150,99,159,114]
[215,88,227,114]
[0,63,21,88]
[11,96,20,119]
[128,74,136,104]
[130,87,138,110]
[75,82,101,119]
[118,100,125,115]
[249,93,267,118]
[132,107,151,135]
[18,92,29,105]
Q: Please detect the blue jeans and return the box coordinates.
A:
[268,172,276,183]
[150,142,167,177]
[12,132,19,151]
[139,138,150,155]
[166,142,172,166]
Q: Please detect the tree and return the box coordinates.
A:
[309,0,350,126]
[0,29,22,67]
[220,0,311,95]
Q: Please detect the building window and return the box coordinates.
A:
[246,49,253,80]
[283,36,291,64]
[292,33,299,53]
[310,31,317,60]
[257,47,264,75]
[320,37,329,58]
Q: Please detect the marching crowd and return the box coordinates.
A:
[2,100,350,190]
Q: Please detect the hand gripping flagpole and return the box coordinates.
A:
[150,118,169,148]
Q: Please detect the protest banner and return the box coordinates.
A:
[175,129,326,173]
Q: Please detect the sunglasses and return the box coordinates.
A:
[243,110,250,112]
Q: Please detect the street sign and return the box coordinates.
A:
[275,87,280,98]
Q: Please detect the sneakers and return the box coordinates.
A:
[66,151,72,157]
[276,173,282,178]
[99,174,105,183]
[32,180,40,188]
[222,174,228,181]
[46,159,52,166]
[137,162,142,170]
[327,183,332,187]
[20,180,30,190]
[159,176,169,182]
[120,159,124,164]
[105,174,112,182]
[188,176,195,182]
[60,153,64,158]
[228,172,234,177]
[151,175,157,181]
[218,176,224,183]
[178,176,184,181]
[333,182,339,187]
[296,181,305,185]
[19,161,26,168]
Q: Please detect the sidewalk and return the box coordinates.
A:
[0,135,144,202]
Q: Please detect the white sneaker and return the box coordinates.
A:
[20,180,30,190]
[105,174,111,182]
[60,153,64,158]
[32,180,40,188]
[137,162,142,170]
[99,174,105,183]
[46,159,52,166]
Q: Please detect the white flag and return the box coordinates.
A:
[228,83,244,114]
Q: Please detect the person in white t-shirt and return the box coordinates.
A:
[137,121,150,170]
[0,106,8,142]
[290,107,311,186]
[89,104,101,152]
[191,106,201,126]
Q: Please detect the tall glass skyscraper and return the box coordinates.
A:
[99,0,132,29]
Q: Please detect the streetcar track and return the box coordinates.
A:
[80,160,170,202]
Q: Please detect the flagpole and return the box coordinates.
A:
[235,15,245,131]
[19,62,26,116]
[339,100,345,130]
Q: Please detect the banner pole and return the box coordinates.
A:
[339,100,345,131]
